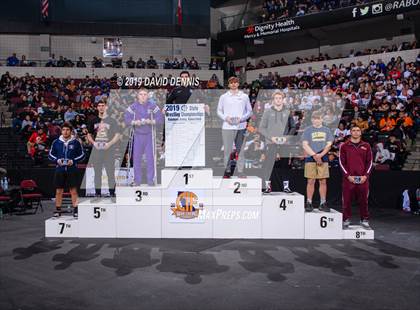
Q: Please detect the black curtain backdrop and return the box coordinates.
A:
[8,167,419,211]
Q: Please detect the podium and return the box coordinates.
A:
[45,216,79,238]
[261,193,304,239]
[45,168,374,239]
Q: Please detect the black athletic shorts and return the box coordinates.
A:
[54,169,79,189]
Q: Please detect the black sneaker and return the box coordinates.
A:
[73,207,78,218]
[53,208,61,217]
[263,186,272,194]
[319,202,330,212]
[223,170,231,179]
[305,201,313,212]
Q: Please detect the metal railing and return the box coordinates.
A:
[0,58,212,70]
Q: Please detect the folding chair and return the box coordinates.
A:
[20,179,43,214]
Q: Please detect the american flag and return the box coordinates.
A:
[41,0,49,20]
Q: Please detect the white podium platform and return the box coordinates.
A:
[343,225,374,240]
[161,168,213,189]
[45,216,79,238]
[261,193,305,239]
[45,169,374,240]
[304,209,343,239]
[212,177,262,206]
[78,200,117,238]
[116,185,162,205]
[213,204,261,239]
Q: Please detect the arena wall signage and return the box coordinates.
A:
[240,0,419,40]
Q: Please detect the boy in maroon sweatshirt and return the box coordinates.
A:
[339,125,373,229]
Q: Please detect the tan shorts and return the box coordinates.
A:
[304,162,329,179]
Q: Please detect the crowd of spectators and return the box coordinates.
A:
[260,0,373,22]
[245,40,418,71]
[239,53,419,170]
[1,50,418,171]
[3,53,223,71]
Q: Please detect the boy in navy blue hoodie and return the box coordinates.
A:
[49,122,84,217]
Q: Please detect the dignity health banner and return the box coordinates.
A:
[240,0,420,40]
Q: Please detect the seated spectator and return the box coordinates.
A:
[209,58,218,70]
[189,57,199,69]
[27,127,47,155]
[163,58,173,69]
[172,57,180,69]
[7,53,19,66]
[136,58,146,69]
[379,113,396,132]
[111,57,122,68]
[46,54,57,67]
[126,57,136,69]
[146,56,158,69]
[245,62,255,70]
[76,57,87,68]
[32,136,48,165]
[385,135,406,170]
[64,107,78,122]
[21,115,34,132]
[374,142,394,165]
[56,56,66,67]
[20,55,29,67]
[354,116,369,132]
[334,122,350,142]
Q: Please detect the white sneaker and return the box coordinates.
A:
[343,219,351,229]
[360,219,371,229]
[283,187,292,193]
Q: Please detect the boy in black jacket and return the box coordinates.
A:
[48,122,84,217]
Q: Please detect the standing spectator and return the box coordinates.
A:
[7,53,19,66]
[48,122,84,217]
[339,125,373,229]
[302,111,333,212]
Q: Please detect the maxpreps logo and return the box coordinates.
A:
[352,6,370,17]
[170,191,204,219]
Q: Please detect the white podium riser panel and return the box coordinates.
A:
[212,177,262,206]
[116,205,161,238]
[343,225,374,239]
[161,169,213,189]
[261,194,305,239]
[116,186,162,206]
[45,216,79,238]
[78,203,117,238]
[304,209,343,239]
[161,189,213,238]
[213,205,262,239]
